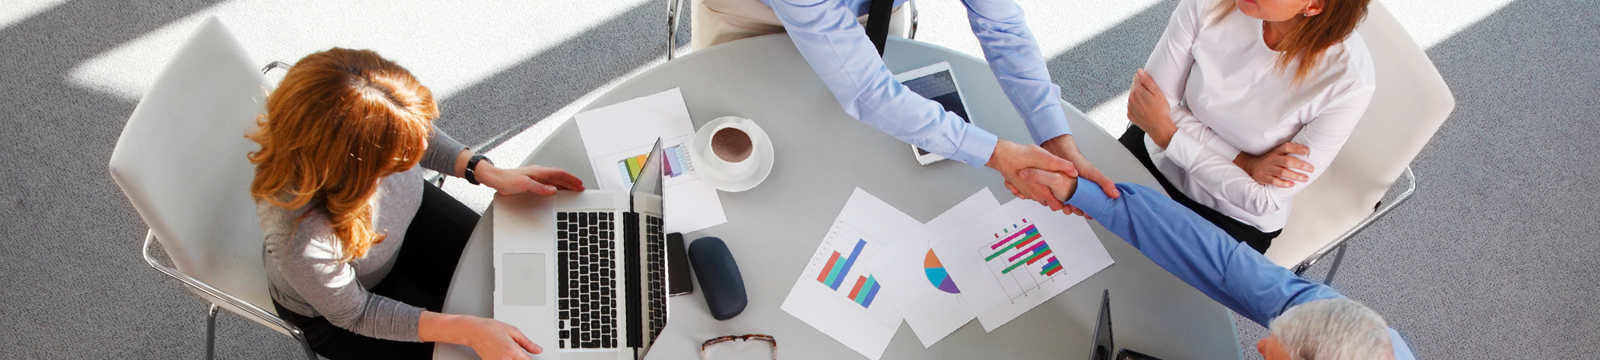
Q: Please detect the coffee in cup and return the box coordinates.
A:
[711,126,754,163]
[704,122,759,180]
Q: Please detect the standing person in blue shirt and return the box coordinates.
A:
[691,0,1120,210]
[1015,169,1415,359]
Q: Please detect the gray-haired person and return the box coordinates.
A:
[1019,169,1415,359]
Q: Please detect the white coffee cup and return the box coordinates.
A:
[705,122,759,180]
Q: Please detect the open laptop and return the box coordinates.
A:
[495,138,670,360]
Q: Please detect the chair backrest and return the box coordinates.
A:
[109,17,277,321]
[1266,0,1456,267]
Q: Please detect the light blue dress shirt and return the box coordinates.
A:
[761,0,1071,167]
[1062,178,1416,359]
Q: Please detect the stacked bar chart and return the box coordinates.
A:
[979,219,1064,300]
[618,144,692,188]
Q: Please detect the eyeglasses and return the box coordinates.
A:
[700,334,777,360]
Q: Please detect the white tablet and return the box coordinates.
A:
[894,62,973,165]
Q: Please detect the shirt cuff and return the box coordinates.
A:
[1203,137,1241,161]
[948,124,999,168]
[1162,127,1205,169]
[1026,114,1072,145]
[1063,177,1112,215]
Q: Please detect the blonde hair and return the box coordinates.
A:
[248,48,438,262]
[1215,0,1370,86]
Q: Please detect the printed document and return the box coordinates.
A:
[930,199,1113,332]
[574,88,726,233]
[780,188,911,360]
[864,188,998,348]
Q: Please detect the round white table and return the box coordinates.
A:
[436,35,1242,360]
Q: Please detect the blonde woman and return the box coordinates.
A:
[1123,0,1376,253]
[250,48,582,360]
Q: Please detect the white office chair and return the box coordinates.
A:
[667,0,918,60]
[1266,0,1455,280]
[108,17,315,360]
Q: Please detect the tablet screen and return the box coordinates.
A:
[902,69,970,156]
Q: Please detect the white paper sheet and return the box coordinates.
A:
[865,188,1000,348]
[780,188,911,360]
[930,199,1113,332]
[574,88,727,233]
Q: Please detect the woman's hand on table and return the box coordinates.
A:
[418,312,542,360]
[1127,68,1176,148]
[1233,142,1313,188]
[480,164,586,196]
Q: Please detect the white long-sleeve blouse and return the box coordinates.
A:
[1142,0,1376,232]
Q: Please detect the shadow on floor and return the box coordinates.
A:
[434,0,674,151]
[0,0,678,357]
[1046,0,1178,113]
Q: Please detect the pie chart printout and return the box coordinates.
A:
[923,250,961,294]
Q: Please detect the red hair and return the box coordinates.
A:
[248,48,437,262]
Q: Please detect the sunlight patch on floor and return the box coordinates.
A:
[67,0,650,100]
[0,0,72,30]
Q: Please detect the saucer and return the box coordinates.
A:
[691,117,774,192]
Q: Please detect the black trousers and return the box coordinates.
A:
[274,182,480,360]
[1118,126,1279,253]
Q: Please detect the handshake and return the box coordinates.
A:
[986,135,1120,217]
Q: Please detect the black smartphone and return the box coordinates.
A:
[667,233,694,296]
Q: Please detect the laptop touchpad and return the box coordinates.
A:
[502,253,546,306]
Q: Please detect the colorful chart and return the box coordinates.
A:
[816,239,867,290]
[813,239,883,309]
[980,219,1064,300]
[618,144,691,188]
[922,250,960,294]
[846,275,882,307]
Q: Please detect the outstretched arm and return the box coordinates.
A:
[762,0,1077,209]
[1023,169,1341,326]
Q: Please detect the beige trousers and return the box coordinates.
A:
[690,0,915,50]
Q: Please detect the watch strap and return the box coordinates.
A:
[465,154,492,185]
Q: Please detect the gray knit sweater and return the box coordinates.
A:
[258,126,469,342]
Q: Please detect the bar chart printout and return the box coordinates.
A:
[814,239,882,308]
[931,199,1112,332]
[781,188,913,360]
[980,218,1064,300]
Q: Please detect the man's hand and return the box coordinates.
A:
[1234,142,1313,188]
[1128,68,1177,148]
[987,139,1077,211]
[1019,168,1078,205]
[1039,134,1118,217]
[479,164,586,196]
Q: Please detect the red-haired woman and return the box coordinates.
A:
[1123,0,1375,253]
[250,48,581,360]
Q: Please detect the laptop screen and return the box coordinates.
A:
[631,138,665,202]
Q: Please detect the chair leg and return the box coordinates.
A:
[1322,244,1349,286]
[206,304,220,360]
[291,328,318,360]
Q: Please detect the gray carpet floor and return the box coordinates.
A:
[1,0,1595,359]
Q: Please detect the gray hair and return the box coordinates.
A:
[1268,298,1393,360]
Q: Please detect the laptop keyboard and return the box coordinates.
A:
[556,211,616,349]
[645,215,667,343]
